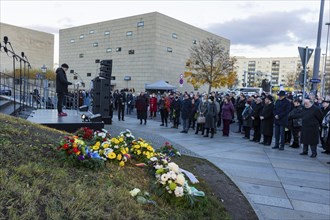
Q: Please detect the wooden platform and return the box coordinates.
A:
[27,109,104,133]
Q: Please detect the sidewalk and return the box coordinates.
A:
[106,116,330,220]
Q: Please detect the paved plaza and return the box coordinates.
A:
[106,115,330,220]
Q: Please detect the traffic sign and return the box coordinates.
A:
[309,78,321,83]
[298,47,313,68]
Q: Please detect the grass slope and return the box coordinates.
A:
[0,113,230,220]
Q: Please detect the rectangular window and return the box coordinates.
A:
[167,47,173,52]
[116,47,122,52]
[73,76,78,80]
[128,50,135,55]
[172,33,177,39]
[137,21,144,27]
[70,39,75,43]
[87,73,92,77]
[106,48,112,53]
[126,31,133,36]
[93,42,98,47]
[89,30,95,34]
[104,31,110,36]
[79,53,84,58]
[79,34,84,39]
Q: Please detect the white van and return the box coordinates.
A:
[235,87,263,96]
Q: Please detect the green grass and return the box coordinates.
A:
[0,113,230,220]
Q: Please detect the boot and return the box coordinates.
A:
[204,129,209,137]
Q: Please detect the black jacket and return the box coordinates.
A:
[300,105,323,145]
[56,67,72,93]
[260,102,274,136]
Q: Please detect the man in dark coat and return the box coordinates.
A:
[116,90,126,121]
[180,94,192,133]
[272,91,292,150]
[299,98,323,158]
[135,92,149,125]
[260,95,274,146]
[287,98,303,148]
[320,100,330,151]
[251,97,263,142]
[204,96,217,138]
[236,93,246,133]
[171,95,181,129]
[56,63,72,116]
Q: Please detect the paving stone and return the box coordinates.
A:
[291,199,330,216]
[238,182,287,198]
[283,184,330,205]
[247,194,293,209]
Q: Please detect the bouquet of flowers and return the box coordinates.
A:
[131,138,156,162]
[157,142,181,157]
[100,136,131,167]
[119,129,135,146]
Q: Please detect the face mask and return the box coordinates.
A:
[245,103,249,107]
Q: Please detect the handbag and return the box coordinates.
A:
[197,113,205,124]
[292,118,302,128]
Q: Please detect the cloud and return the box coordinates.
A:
[207,9,320,47]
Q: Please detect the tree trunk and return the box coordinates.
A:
[208,84,212,96]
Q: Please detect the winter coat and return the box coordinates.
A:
[135,95,149,120]
[221,102,235,120]
[322,111,330,151]
[260,102,274,136]
[149,97,158,112]
[198,101,208,116]
[181,98,192,120]
[159,97,171,112]
[321,106,330,117]
[236,98,246,121]
[288,105,303,129]
[300,105,323,145]
[273,98,292,126]
[204,101,217,129]
[116,93,126,106]
[252,103,263,126]
[56,67,72,93]
[242,105,253,127]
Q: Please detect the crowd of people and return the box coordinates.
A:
[107,89,330,163]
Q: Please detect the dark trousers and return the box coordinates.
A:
[238,119,243,132]
[244,126,251,139]
[150,111,156,118]
[118,104,125,120]
[195,123,205,134]
[223,119,231,136]
[57,92,65,113]
[173,111,180,128]
[253,125,261,142]
[160,109,168,126]
[291,128,300,147]
[263,135,272,145]
[285,129,292,143]
[303,144,317,154]
[275,124,285,147]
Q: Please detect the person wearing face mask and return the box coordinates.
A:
[221,96,235,136]
[242,98,253,139]
[204,96,217,138]
[159,94,171,127]
[171,95,181,129]
[195,94,208,135]
[149,93,158,119]
[180,94,192,133]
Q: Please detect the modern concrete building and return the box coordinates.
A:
[59,12,230,92]
[0,22,54,73]
[235,56,316,89]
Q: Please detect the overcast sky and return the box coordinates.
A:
[1,0,330,64]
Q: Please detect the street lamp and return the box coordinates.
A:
[321,22,330,97]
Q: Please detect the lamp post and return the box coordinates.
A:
[321,22,330,97]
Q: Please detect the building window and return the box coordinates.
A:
[73,76,78,80]
[104,31,110,36]
[192,40,197,44]
[93,42,98,47]
[126,31,133,36]
[79,34,84,39]
[70,39,75,43]
[116,47,122,52]
[129,50,135,55]
[79,53,84,58]
[87,73,92,77]
[167,47,173,52]
[172,33,177,39]
[106,48,112,53]
[89,30,95,34]
[137,21,144,27]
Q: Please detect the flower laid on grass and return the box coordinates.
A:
[101,136,130,167]
[156,142,181,157]
[130,138,156,163]
[119,129,135,145]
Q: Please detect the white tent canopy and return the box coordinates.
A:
[145,80,176,90]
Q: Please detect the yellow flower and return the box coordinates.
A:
[76,151,81,155]
[147,146,153,151]
[92,144,99,151]
[103,143,109,148]
[108,152,116,159]
[134,144,140,149]
[121,148,126,154]
[119,137,124,142]
[117,154,122,161]
[125,147,129,152]
[137,150,141,155]
[73,143,78,148]
[119,161,125,167]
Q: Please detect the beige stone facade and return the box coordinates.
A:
[59,12,230,92]
[0,22,54,73]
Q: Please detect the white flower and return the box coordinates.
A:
[154,164,163,170]
[129,188,141,197]
[150,157,158,162]
[104,148,113,157]
[174,186,184,197]
[168,171,177,180]
[161,174,169,183]
[114,145,119,149]
[176,174,185,186]
[161,159,168,165]
[168,162,179,173]
[98,132,106,138]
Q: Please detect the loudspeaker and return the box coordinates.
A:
[90,114,103,122]
[99,59,112,79]
[92,77,111,116]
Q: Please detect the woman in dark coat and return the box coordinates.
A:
[221,96,235,136]
[287,98,303,148]
[299,98,323,158]
[251,97,263,142]
[135,92,149,125]
[260,95,274,146]
[236,94,246,133]
[204,96,217,138]
[242,99,253,139]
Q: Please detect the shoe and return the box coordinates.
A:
[279,147,284,151]
[166,124,168,127]
[310,153,317,158]
[249,139,255,142]
[235,131,241,133]
[210,134,214,138]
[118,119,121,121]
[203,134,209,137]
[58,112,67,116]
[144,122,147,125]
[171,126,175,128]
[259,142,265,145]
[160,124,164,126]
[321,150,330,154]
[122,119,125,121]
[327,162,330,164]
[272,146,279,149]
[242,137,248,139]
[180,130,185,133]
[299,152,308,155]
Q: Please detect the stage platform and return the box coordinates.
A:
[27,109,104,133]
